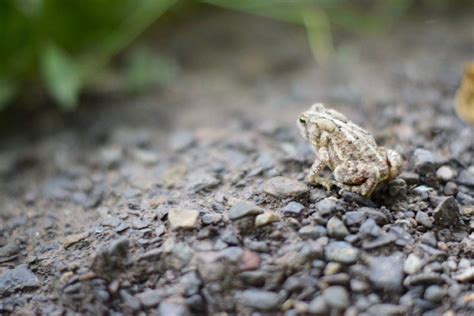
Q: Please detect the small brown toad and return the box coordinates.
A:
[297,103,402,197]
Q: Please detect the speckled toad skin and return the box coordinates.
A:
[297,103,402,197]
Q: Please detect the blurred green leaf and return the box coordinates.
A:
[40,44,82,110]
[125,47,178,93]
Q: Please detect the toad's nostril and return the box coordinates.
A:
[299,117,306,124]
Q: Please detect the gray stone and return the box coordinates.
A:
[187,172,220,193]
[415,211,433,228]
[282,201,305,217]
[327,216,349,239]
[358,207,388,225]
[324,241,360,264]
[322,286,350,310]
[263,177,309,198]
[159,302,190,316]
[0,242,20,263]
[228,200,263,220]
[0,264,40,295]
[120,289,141,311]
[315,198,341,216]
[457,169,474,187]
[420,231,437,248]
[136,288,163,307]
[358,218,380,238]
[411,148,438,174]
[344,211,366,226]
[298,225,327,239]
[433,197,459,227]
[436,166,456,182]
[367,253,404,293]
[366,304,406,316]
[168,209,200,230]
[390,226,415,246]
[404,254,423,275]
[424,285,446,303]
[239,289,281,311]
[362,232,397,249]
[308,296,328,315]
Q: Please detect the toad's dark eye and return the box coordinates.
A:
[299,117,306,124]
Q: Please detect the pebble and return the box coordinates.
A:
[315,198,342,216]
[358,207,388,225]
[415,211,433,228]
[403,272,447,286]
[362,232,397,249]
[308,296,328,315]
[239,289,281,311]
[135,288,163,307]
[263,177,309,198]
[433,197,459,227]
[457,168,474,187]
[322,286,350,310]
[365,304,407,316]
[344,211,366,226]
[228,200,263,220]
[404,254,423,275]
[168,209,200,230]
[0,264,40,295]
[443,181,458,195]
[367,253,404,293]
[420,231,437,248]
[282,201,305,217]
[0,242,20,262]
[390,226,415,246]
[358,218,380,238]
[187,172,220,192]
[327,216,349,239]
[436,166,456,181]
[424,285,446,303]
[158,302,190,316]
[255,211,280,227]
[411,148,438,175]
[455,267,474,282]
[120,289,141,311]
[324,241,360,264]
[298,225,327,239]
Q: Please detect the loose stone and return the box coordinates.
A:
[367,253,404,293]
[324,241,360,264]
[282,201,305,217]
[0,264,40,295]
[168,209,200,230]
[322,286,350,310]
[239,289,281,311]
[327,216,349,239]
[263,177,309,198]
[228,200,263,220]
[433,197,459,227]
[404,254,423,275]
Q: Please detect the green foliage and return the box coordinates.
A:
[0,0,176,110]
[0,0,470,111]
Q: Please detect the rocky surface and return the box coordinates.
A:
[0,11,473,316]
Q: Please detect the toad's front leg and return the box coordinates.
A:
[306,148,337,191]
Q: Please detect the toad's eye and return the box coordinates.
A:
[299,117,306,124]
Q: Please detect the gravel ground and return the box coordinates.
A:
[0,12,473,316]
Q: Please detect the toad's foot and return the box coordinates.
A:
[306,175,337,192]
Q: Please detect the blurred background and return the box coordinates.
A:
[1,0,473,115]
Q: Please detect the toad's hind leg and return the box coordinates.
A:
[333,161,379,197]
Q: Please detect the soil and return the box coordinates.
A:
[1,11,473,316]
